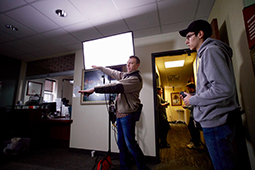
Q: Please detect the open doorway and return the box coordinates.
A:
[152,48,199,160]
[151,49,214,169]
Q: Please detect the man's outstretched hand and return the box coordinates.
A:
[78,88,95,97]
[92,65,101,69]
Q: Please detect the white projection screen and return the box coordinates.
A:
[82,32,134,70]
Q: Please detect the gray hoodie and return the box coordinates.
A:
[189,38,239,128]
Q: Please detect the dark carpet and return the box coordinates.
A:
[0,123,214,170]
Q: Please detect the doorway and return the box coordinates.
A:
[151,48,196,162]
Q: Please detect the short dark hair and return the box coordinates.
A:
[157,86,162,91]
[186,82,195,89]
[130,55,140,64]
[179,20,212,40]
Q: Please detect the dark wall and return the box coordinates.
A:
[0,55,21,108]
[26,53,75,76]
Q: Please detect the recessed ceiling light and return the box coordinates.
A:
[5,24,18,31]
[55,9,67,17]
[165,60,185,68]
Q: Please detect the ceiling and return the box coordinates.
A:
[0,0,215,61]
[155,52,197,89]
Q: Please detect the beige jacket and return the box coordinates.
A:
[94,67,143,114]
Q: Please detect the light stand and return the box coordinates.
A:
[92,75,116,169]
[104,75,116,155]
[108,75,117,155]
[108,93,116,154]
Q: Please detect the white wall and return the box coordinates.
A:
[70,32,187,156]
[208,0,255,169]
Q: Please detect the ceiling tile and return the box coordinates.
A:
[0,14,36,38]
[41,28,68,39]
[46,46,69,54]
[38,41,63,51]
[30,0,86,27]
[41,28,82,45]
[162,21,191,33]
[196,0,215,18]
[0,31,16,43]
[121,4,159,30]
[6,5,59,33]
[89,11,123,26]
[14,53,35,61]
[24,0,37,3]
[22,34,50,48]
[0,0,27,12]
[158,0,198,25]
[63,20,93,33]
[0,44,26,57]
[64,43,82,51]
[113,0,156,10]
[95,20,130,36]
[133,27,161,38]
[71,0,118,19]
[46,33,80,46]
[30,50,54,59]
[120,3,157,18]
[6,39,41,53]
[70,27,103,42]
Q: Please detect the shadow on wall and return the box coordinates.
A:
[136,112,149,154]
[238,30,255,169]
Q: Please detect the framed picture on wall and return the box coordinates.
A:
[80,65,124,105]
[26,81,42,96]
[171,92,182,106]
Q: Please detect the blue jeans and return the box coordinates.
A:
[117,114,147,170]
[203,124,240,170]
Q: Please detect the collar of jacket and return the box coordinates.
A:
[124,70,140,77]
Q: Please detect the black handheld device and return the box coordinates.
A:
[180,91,187,98]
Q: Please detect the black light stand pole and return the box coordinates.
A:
[106,75,116,156]
[107,75,114,155]
[108,93,115,155]
[108,97,112,155]
[102,74,112,155]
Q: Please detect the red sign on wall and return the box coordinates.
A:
[243,4,255,49]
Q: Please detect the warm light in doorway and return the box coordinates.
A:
[165,60,185,68]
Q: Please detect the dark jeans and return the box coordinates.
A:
[203,123,240,170]
[188,117,201,146]
[117,114,147,170]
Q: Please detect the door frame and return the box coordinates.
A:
[151,48,193,161]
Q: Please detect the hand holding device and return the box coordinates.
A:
[180,91,187,98]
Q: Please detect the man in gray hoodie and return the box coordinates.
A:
[179,20,241,170]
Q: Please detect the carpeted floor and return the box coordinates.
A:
[155,123,214,170]
[0,123,214,170]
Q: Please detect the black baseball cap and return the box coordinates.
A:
[179,20,212,38]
